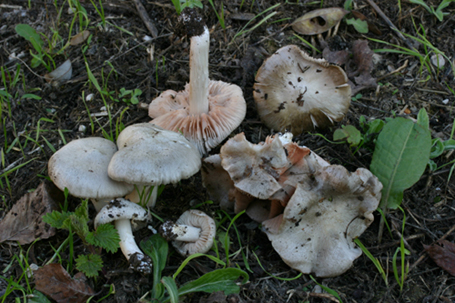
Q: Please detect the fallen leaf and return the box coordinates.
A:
[34,263,96,303]
[0,182,61,244]
[44,59,72,84]
[347,40,377,95]
[424,240,455,276]
[292,8,348,35]
[70,30,90,46]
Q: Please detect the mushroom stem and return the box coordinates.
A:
[115,218,145,260]
[160,221,201,242]
[90,198,110,212]
[125,185,158,208]
[189,26,210,115]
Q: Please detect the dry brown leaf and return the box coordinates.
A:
[0,182,61,244]
[424,240,455,276]
[292,8,348,35]
[70,30,90,46]
[34,263,96,303]
[347,40,377,95]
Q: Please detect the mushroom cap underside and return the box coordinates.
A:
[149,80,246,155]
[253,45,351,135]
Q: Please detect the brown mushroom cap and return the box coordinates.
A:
[149,80,246,155]
[171,209,216,256]
[253,45,351,135]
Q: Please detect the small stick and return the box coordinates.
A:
[132,0,158,38]
[365,0,415,51]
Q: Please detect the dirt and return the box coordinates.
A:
[1,0,455,302]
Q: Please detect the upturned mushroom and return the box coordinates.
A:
[253,45,351,135]
[48,137,134,211]
[95,198,152,274]
[262,165,382,277]
[149,8,246,155]
[108,123,201,208]
[159,209,216,256]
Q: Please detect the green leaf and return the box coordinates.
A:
[345,18,368,34]
[29,290,53,303]
[86,224,120,253]
[161,277,179,303]
[370,117,432,209]
[416,108,430,130]
[366,119,385,135]
[15,24,44,48]
[176,268,249,298]
[69,214,90,240]
[141,234,169,299]
[75,253,103,278]
[21,94,42,100]
[172,253,226,280]
[409,0,432,13]
[42,210,72,229]
[333,125,361,146]
[309,275,343,302]
[430,138,444,158]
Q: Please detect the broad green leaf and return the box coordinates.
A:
[417,108,429,130]
[161,276,179,303]
[141,234,168,299]
[333,125,361,146]
[86,224,120,253]
[370,117,431,209]
[345,18,368,34]
[366,119,385,135]
[176,268,248,297]
[15,24,44,48]
[29,290,52,303]
[42,210,71,229]
[75,253,103,277]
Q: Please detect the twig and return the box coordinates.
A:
[365,0,416,51]
[377,59,408,81]
[132,0,158,38]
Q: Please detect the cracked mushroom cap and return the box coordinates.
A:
[262,165,382,277]
[108,123,201,186]
[149,81,246,155]
[171,209,217,256]
[253,45,351,135]
[48,137,134,201]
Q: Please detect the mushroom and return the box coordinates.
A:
[108,123,201,208]
[253,45,351,135]
[159,209,216,256]
[148,8,246,155]
[95,198,152,274]
[48,137,134,211]
[262,165,382,277]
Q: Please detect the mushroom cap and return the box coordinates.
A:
[108,123,201,186]
[253,45,351,135]
[94,198,148,228]
[171,209,216,256]
[262,165,382,277]
[148,80,246,155]
[48,137,134,200]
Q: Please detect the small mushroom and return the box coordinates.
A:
[253,45,351,135]
[149,8,246,155]
[95,198,152,274]
[262,165,382,277]
[159,209,216,256]
[48,137,134,211]
[108,123,201,208]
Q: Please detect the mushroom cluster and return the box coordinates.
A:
[48,124,202,273]
[202,132,382,277]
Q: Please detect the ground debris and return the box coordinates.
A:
[34,263,96,303]
[424,240,455,276]
[0,182,61,244]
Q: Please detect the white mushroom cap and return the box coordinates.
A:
[94,198,148,228]
[262,165,382,277]
[48,137,134,208]
[253,45,351,135]
[108,123,201,186]
[163,209,216,256]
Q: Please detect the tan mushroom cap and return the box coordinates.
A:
[171,209,216,256]
[262,165,382,277]
[149,81,246,155]
[108,123,201,186]
[48,137,134,201]
[253,45,351,135]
